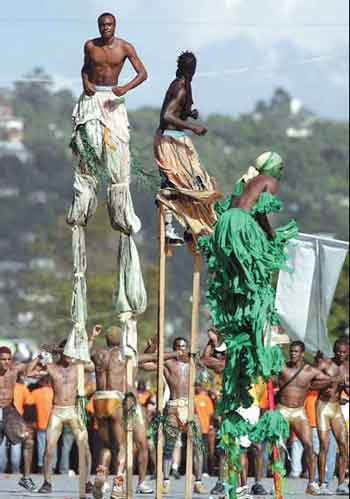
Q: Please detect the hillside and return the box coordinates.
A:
[0,68,348,346]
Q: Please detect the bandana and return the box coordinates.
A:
[255,151,283,179]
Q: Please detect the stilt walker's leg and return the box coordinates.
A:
[156,207,166,499]
[185,254,201,499]
[268,378,283,499]
[126,358,134,499]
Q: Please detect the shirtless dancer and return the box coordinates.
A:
[277,341,336,496]
[154,51,219,245]
[89,325,183,498]
[37,344,92,498]
[316,337,349,495]
[201,329,268,497]
[0,346,38,492]
[142,337,207,495]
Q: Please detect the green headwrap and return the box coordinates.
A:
[255,152,283,179]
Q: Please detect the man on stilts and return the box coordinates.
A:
[154,51,221,246]
[62,12,148,498]
[65,11,148,363]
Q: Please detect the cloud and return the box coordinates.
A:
[91,0,348,55]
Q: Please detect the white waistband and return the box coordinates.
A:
[168,398,189,408]
[94,390,124,400]
[163,129,192,138]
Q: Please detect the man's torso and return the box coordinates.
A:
[49,364,78,407]
[319,359,341,403]
[165,359,189,400]
[0,368,18,407]
[278,364,315,408]
[159,79,189,131]
[86,38,128,86]
[92,347,126,392]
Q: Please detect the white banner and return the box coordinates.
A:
[276,233,348,355]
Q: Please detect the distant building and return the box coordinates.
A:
[0,96,30,162]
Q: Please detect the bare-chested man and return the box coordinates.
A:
[89,325,182,498]
[154,51,219,246]
[277,341,336,496]
[36,343,92,499]
[66,12,148,358]
[0,346,39,492]
[142,337,208,495]
[201,329,269,497]
[316,337,349,495]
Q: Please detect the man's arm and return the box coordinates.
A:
[81,41,96,96]
[88,324,102,354]
[139,351,184,366]
[310,368,334,390]
[201,330,225,374]
[112,42,147,97]
[255,214,275,240]
[163,85,207,136]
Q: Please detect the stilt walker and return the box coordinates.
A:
[199,152,298,499]
[153,49,220,498]
[63,12,148,499]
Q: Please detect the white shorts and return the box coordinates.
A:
[236,405,260,449]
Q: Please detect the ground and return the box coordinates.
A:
[0,475,348,498]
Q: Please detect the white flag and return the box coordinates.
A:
[276,233,348,356]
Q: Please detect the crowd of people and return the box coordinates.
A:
[0,326,349,498]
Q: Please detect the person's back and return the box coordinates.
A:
[232,175,278,211]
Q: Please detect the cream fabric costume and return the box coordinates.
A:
[64,87,147,363]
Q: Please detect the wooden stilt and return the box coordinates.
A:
[268,378,283,499]
[156,207,166,499]
[126,358,134,499]
[185,253,201,499]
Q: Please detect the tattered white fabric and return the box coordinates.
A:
[276,233,348,356]
[64,88,147,362]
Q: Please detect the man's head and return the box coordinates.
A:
[255,151,284,180]
[289,341,305,364]
[334,337,349,364]
[176,51,197,81]
[106,326,122,348]
[172,337,188,353]
[0,346,12,373]
[137,380,147,393]
[98,12,116,40]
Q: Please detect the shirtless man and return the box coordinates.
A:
[277,341,336,496]
[316,337,349,495]
[89,325,183,498]
[0,346,38,492]
[142,337,207,495]
[201,329,269,497]
[82,12,147,97]
[37,344,92,499]
[154,51,219,245]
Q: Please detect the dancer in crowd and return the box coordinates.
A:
[316,337,349,495]
[35,343,93,499]
[154,51,220,246]
[89,325,184,498]
[277,341,337,495]
[142,337,208,495]
[0,346,38,492]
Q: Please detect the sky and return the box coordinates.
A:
[2,0,349,119]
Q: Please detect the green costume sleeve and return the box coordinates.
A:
[250,192,283,216]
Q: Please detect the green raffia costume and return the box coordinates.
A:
[198,152,298,499]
